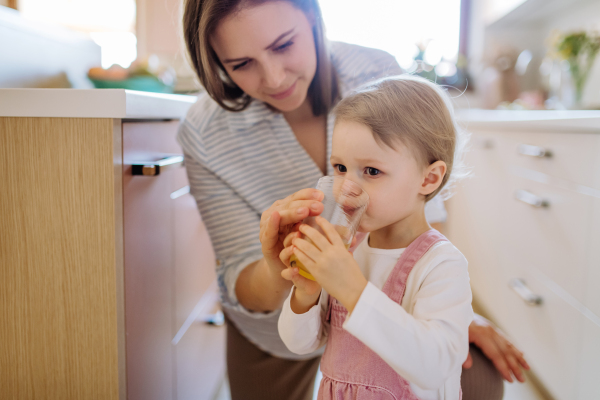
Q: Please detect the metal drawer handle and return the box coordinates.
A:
[509,278,543,306]
[515,189,549,208]
[517,144,552,158]
[132,155,184,176]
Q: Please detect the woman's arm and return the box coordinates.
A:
[182,144,325,312]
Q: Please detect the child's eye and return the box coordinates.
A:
[335,164,347,173]
[232,60,250,71]
[365,167,381,176]
[274,41,293,52]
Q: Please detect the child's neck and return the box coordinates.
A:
[368,209,431,250]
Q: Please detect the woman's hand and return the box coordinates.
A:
[463,314,530,383]
[291,217,368,314]
[259,189,324,274]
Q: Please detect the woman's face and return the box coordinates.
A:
[211,2,318,112]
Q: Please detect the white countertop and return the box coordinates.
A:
[456,109,600,132]
[2,90,600,130]
[0,89,197,119]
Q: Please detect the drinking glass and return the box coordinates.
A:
[290,175,369,281]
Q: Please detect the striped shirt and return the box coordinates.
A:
[177,41,447,359]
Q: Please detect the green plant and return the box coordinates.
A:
[553,31,600,105]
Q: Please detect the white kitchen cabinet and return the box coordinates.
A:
[449,111,600,400]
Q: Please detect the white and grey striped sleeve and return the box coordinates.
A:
[178,123,265,314]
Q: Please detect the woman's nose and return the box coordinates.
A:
[261,60,286,89]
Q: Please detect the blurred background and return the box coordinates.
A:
[1,0,600,109]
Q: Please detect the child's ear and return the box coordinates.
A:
[419,161,447,196]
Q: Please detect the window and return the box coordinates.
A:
[18,0,137,68]
[320,0,463,78]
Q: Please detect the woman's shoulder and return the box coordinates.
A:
[180,91,228,140]
[330,41,403,92]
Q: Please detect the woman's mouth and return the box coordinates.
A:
[268,81,297,100]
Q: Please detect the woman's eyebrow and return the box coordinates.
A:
[222,28,295,64]
[264,28,295,50]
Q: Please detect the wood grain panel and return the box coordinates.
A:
[0,117,120,399]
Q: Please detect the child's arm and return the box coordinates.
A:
[343,247,473,390]
[278,280,329,355]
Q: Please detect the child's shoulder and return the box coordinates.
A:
[420,240,468,273]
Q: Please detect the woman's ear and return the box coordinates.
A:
[419,161,447,197]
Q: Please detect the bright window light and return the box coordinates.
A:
[320,0,462,66]
[90,32,137,69]
[19,0,137,69]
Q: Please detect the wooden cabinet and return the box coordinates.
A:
[1,115,225,399]
[447,122,600,400]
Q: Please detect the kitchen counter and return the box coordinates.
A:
[0,88,197,119]
[457,109,600,132]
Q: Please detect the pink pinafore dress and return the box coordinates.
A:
[318,229,453,400]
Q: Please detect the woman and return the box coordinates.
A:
[179,1,529,399]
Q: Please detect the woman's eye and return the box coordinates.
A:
[274,41,293,52]
[232,60,249,71]
[366,167,381,176]
[335,164,347,173]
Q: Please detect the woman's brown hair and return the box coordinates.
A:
[183,0,339,115]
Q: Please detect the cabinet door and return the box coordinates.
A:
[123,120,182,400]
[446,131,511,320]
[171,167,226,400]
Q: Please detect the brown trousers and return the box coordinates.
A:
[226,318,503,400]
[226,317,321,400]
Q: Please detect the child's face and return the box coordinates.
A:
[331,120,427,233]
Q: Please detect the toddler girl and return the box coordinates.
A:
[278,75,473,400]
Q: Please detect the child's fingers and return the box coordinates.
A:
[315,216,345,247]
[292,246,316,273]
[281,267,295,281]
[283,231,300,248]
[298,223,330,250]
[292,237,321,263]
[279,245,295,267]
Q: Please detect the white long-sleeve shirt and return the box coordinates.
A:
[278,235,473,400]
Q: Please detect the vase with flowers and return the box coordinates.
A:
[551,30,600,108]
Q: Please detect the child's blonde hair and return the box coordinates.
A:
[333,75,469,201]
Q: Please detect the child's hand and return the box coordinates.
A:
[292,217,368,314]
[280,238,322,314]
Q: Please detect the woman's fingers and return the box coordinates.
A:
[260,212,281,250]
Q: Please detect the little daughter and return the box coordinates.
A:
[278,75,473,400]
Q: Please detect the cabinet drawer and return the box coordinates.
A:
[504,131,600,189]
[500,175,593,308]
[495,267,583,400]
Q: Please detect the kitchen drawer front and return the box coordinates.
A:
[172,170,218,330]
[494,267,583,400]
[504,131,600,189]
[585,198,600,318]
[175,288,226,400]
[578,317,600,400]
[446,132,513,320]
[500,174,593,308]
[123,120,182,163]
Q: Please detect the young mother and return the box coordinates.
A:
[180,1,529,399]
